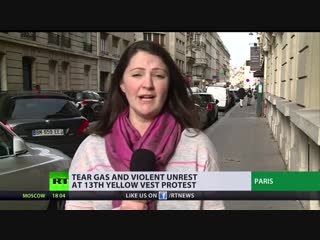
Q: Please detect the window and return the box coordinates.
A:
[100,33,108,55]
[112,36,120,57]
[9,98,80,120]
[153,34,160,44]
[160,34,165,46]
[123,40,129,52]
[0,125,13,156]
[144,33,152,41]
[49,60,57,89]
[112,36,119,48]
[61,62,70,90]
[84,65,91,89]
[84,32,91,44]
[61,32,71,48]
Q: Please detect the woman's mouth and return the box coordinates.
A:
[139,95,155,101]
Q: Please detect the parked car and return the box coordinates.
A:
[62,90,104,122]
[229,89,240,103]
[192,93,219,129]
[206,86,230,112]
[97,91,109,101]
[0,91,89,158]
[0,121,71,210]
[190,87,203,93]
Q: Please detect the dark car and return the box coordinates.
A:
[62,90,104,122]
[229,89,240,103]
[97,91,109,101]
[192,93,219,129]
[0,121,71,210]
[0,91,89,158]
[228,91,236,108]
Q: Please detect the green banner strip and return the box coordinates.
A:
[252,172,320,191]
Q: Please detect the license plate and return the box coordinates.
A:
[32,129,64,137]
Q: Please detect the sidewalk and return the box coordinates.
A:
[204,98,304,210]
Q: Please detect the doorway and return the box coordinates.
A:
[23,57,33,90]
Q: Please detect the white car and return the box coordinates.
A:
[206,86,230,111]
[0,121,71,210]
[190,87,203,93]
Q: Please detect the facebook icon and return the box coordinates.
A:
[159,191,167,200]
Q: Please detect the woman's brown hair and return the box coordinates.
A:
[90,40,199,136]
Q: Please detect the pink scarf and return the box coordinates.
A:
[105,108,182,209]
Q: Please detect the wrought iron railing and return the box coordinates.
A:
[100,50,109,56]
[83,42,92,52]
[48,32,60,46]
[21,32,36,41]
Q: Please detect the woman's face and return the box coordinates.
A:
[120,51,169,121]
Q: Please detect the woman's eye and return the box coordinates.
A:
[155,75,165,78]
[132,74,142,77]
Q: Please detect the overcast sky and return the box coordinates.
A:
[218,32,257,69]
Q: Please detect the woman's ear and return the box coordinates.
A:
[120,82,126,93]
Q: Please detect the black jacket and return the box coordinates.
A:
[238,88,246,99]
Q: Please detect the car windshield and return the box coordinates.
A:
[8,97,81,119]
[198,94,213,103]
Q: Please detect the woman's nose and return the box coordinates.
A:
[142,74,154,89]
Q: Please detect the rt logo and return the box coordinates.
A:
[159,191,167,200]
[49,171,69,191]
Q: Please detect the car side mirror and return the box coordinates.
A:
[216,99,219,104]
[13,136,28,155]
[75,102,81,109]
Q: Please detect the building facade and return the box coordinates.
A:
[0,32,98,91]
[186,32,230,89]
[134,32,186,75]
[215,34,231,83]
[167,32,186,74]
[259,32,320,210]
[97,32,134,92]
[133,32,231,90]
[230,62,258,89]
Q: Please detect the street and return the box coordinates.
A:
[205,98,304,210]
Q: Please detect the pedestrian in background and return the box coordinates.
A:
[65,40,225,210]
[32,84,41,93]
[247,87,253,106]
[238,86,246,108]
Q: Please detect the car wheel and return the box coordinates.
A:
[85,110,94,122]
[215,111,219,122]
[207,114,213,126]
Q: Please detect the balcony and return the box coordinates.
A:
[48,32,60,46]
[61,35,71,48]
[83,42,92,52]
[100,50,109,56]
[192,76,204,83]
[186,49,196,63]
[21,32,36,41]
[191,41,205,51]
[194,58,208,67]
[112,53,120,59]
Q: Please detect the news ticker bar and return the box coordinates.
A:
[57,171,320,191]
[1,191,320,200]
